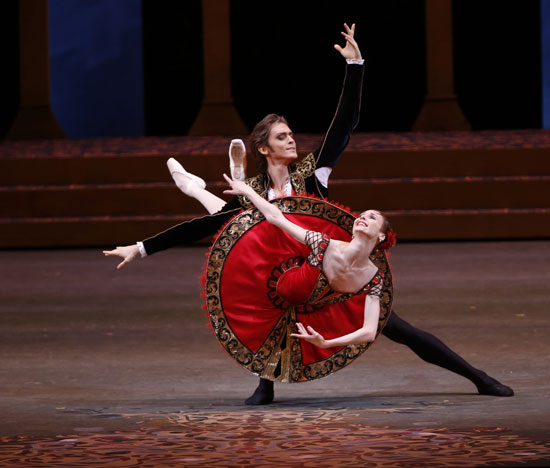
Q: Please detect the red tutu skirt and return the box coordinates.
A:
[204,196,393,383]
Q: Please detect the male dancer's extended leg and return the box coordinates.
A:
[244,311,514,405]
[382,312,514,396]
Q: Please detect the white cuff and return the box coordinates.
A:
[346,58,364,65]
[315,167,332,189]
[137,241,147,258]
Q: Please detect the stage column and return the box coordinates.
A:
[413,0,470,131]
[7,0,65,140]
[189,0,247,136]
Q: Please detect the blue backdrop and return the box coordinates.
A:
[49,0,144,138]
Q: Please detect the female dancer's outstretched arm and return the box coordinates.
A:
[223,174,308,244]
[292,294,380,348]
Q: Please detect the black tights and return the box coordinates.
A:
[382,311,487,385]
[247,310,512,404]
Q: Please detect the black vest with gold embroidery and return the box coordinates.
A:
[237,153,317,208]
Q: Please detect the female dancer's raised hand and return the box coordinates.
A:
[222,173,255,197]
[334,23,362,61]
[291,322,329,349]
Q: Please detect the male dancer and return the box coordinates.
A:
[105,24,513,404]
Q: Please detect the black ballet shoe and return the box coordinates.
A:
[475,377,514,397]
[245,378,274,405]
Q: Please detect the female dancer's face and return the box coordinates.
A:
[262,122,298,164]
[353,210,385,242]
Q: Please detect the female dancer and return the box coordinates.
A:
[202,187,394,383]
[222,174,391,349]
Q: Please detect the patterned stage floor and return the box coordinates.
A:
[2,408,550,467]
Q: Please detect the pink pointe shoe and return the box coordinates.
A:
[167,158,206,196]
[229,139,247,181]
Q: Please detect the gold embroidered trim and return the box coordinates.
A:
[290,152,315,195]
[237,174,268,209]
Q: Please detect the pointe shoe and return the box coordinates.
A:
[167,158,206,195]
[229,139,247,181]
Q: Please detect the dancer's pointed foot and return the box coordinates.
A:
[476,375,514,397]
[229,139,247,181]
[167,158,206,196]
[245,378,274,405]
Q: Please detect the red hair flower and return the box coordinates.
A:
[378,229,397,251]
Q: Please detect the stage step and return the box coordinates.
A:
[1,133,550,248]
[3,175,550,218]
[2,207,549,248]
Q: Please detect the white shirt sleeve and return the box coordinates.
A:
[314,167,332,188]
[137,241,147,258]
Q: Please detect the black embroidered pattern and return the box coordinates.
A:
[363,270,384,297]
[305,231,330,268]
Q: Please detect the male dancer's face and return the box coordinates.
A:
[261,122,298,165]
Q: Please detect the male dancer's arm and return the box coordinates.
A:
[305,25,364,197]
[313,62,363,170]
[103,196,242,268]
[141,196,242,255]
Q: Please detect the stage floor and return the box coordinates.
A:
[1,241,549,467]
